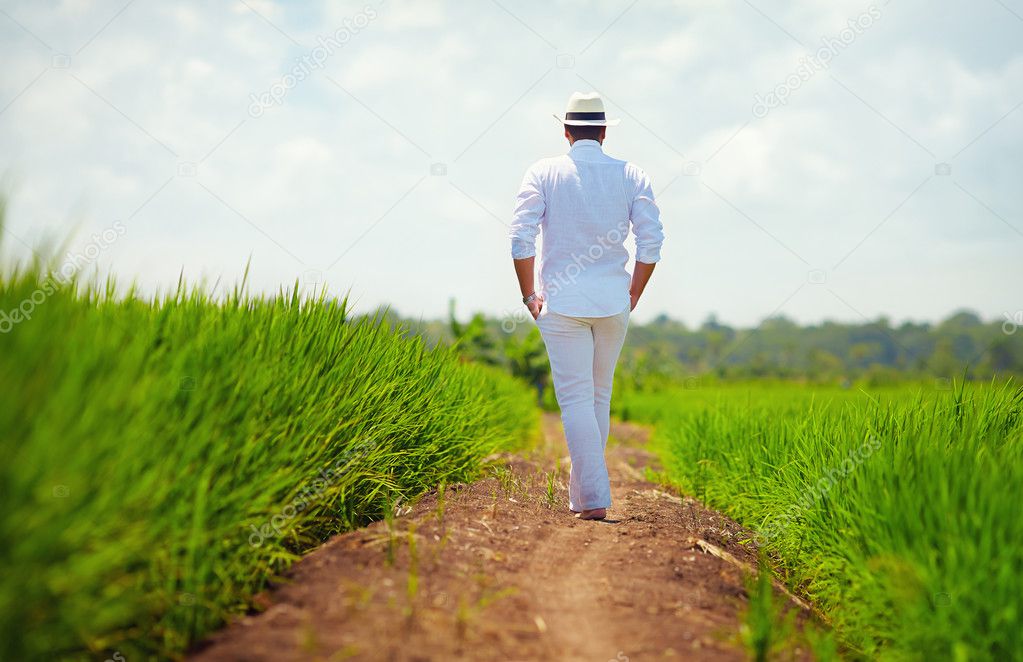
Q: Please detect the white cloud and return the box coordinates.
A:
[366,0,445,31]
[0,0,1019,326]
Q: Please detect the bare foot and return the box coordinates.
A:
[576,508,606,520]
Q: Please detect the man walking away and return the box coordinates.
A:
[509,91,665,521]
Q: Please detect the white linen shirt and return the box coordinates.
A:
[510,139,664,317]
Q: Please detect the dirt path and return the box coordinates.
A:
[192,415,810,661]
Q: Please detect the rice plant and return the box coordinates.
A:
[624,381,1023,659]
[0,218,538,658]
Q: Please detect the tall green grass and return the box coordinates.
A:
[0,254,537,658]
[623,383,1023,659]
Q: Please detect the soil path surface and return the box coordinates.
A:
[192,414,809,661]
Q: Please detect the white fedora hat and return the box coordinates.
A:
[554,91,620,126]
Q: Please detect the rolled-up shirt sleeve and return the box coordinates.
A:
[629,166,664,263]
[510,166,545,259]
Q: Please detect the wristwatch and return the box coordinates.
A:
[523,292,538,305]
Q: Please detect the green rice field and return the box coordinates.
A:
[0,260,537,659]
[617,381,1023,660]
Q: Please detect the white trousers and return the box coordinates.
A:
[536,306,630,511]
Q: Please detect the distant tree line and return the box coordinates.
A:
[620,310,1022,385]
[380,305,1022,388]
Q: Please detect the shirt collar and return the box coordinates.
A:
[569,139,603,153]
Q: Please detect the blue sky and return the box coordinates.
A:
[1,0,1021,327]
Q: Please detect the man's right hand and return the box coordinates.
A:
[527,294,544,320]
